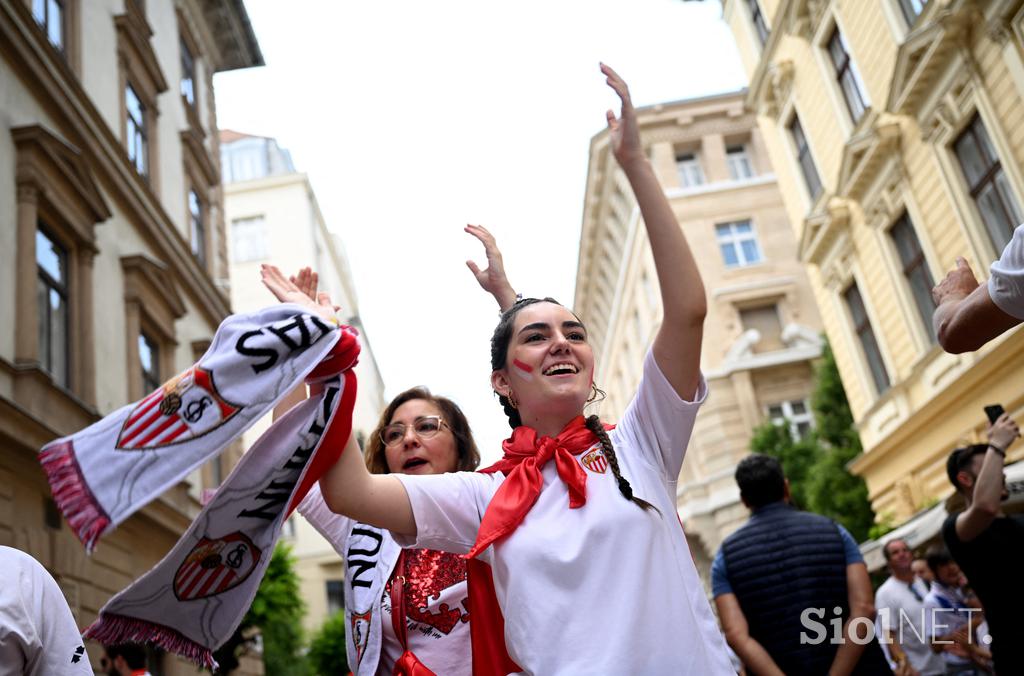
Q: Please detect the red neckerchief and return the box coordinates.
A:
[466,415,607,558]
[465,415,612,675]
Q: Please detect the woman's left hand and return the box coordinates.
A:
[465,224,519,312]
[261,264,338,323]
[602,63,644,169]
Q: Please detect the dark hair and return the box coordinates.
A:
[105,643,148,669]
[882,538,909,562]
[735,454,786,509]
[364,387,480,474]
[491,297,651,511]
[946,444,989,493]
[925,546,954,577]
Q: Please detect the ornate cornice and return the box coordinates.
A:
[747,59,795,119]
[798,194,852,266]
[835,111,902,202]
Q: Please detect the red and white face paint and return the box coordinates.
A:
[512,359,535,381]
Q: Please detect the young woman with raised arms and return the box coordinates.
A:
[263,65,732,673]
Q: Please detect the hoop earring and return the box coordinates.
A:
[507,389,519,410]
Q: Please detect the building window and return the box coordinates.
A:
[716,220,763,268]
[36,228,69,388]
[676,152,705,188]
[326,580,344,616]
[889,213,936,341]
[747,0,769,46]
[740,304,784,352]
[180,38,195,107]
[789,115,823,202]
[231,215,269,263]
[139,332,161,394]
[726,145,754,180]
[768,400,813,439]
[826,27,867,123]
[32,0,65,51]
[125,84,148,177]
[954,114,1022,253]
[844,282,890,394]
[898,0,926,26]
[188,189,206,266]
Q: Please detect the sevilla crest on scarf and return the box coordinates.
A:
[117,366,241,450]
[173,531,261,601]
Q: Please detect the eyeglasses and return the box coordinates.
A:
[379,416,449,447]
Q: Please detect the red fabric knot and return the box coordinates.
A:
[466,416,604,559]
[305,325,360,382]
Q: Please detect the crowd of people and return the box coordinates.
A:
[3,64,1024,675]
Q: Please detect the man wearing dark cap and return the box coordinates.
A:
[712,454,889,675]
[942,412,1023,674]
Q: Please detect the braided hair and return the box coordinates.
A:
[491,297,654,512]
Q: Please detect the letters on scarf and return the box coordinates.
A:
[38,304,360,669]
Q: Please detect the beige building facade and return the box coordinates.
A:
[575,91,824,580]
[222,131,388,635]
[721,0,1024,526]
[0,0,263,672]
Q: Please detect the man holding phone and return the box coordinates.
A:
[942,408,1023,673]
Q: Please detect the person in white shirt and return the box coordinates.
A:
[0,545,92,676]
[262,64,732,674]
[875,538,945,676]
[932,224,1024,352]
[296,387,481,676]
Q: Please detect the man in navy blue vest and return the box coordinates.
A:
[712,454,889,675]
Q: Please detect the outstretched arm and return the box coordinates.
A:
[602,64,706,400]
[261,264,417,535]
[932,257,1020,353]
[465,224,519,312]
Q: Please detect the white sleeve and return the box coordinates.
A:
[0,547,91,675]
[297,483,353,555]
[989,223,1024,320]
[613,348,708,480]
[391,471,503,554]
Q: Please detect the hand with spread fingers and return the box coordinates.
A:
[290,266,319,301]
[601,63,644,169]
[465,224,518,312]
[261,263,337,323]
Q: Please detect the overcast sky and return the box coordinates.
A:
[215,0,747,460]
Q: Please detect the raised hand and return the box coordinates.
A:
[989,412,1021,451]
[261,264,337,323]
[290,267,319,301]
[601,63,644,169]
[465,224,518,312]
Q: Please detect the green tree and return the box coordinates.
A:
[747,340,877,542]
[307,612,348,676]
[213,544,309,675]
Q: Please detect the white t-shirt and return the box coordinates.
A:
[0,546,92,676]
[298,486,471,676]
[989,223,1024,319]
[874,575,945,676]
[395,349,734,675]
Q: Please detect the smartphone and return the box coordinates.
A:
[985,404,1005,425]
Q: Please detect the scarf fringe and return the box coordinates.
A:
[38,440,110,552]
[84,612,217,670]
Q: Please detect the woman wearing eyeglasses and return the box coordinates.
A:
[265,65,733,674]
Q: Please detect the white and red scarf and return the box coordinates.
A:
[38,304,360,669]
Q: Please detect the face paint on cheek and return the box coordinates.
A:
[512,359,534,381]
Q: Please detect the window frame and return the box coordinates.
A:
[675,152,705,188]
[716,219,764,268]
[789,114,823,202]
[35,225,71,388]
[887,213,936,342]
[125,82,149,178]
[826,26,867,123]
[32,0,66,53]
[953,114,1023,253]
[844,282,891,394]
[188,187,206,266]
[726,144,755,180]
[767,399,814,440]
[180,36,196,109]
[747,0,770,46]
[138,330,161,395]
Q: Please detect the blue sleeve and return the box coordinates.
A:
[837,525,864,565]
[711,548,732,597]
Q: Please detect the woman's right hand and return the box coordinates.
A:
[465,224,518,311]
[988,412,1021,451]
[261,263,338,324]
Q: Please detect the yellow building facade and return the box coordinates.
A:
[575,91,824,577]
[722,0,1024,524]
[0,0,262,672]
